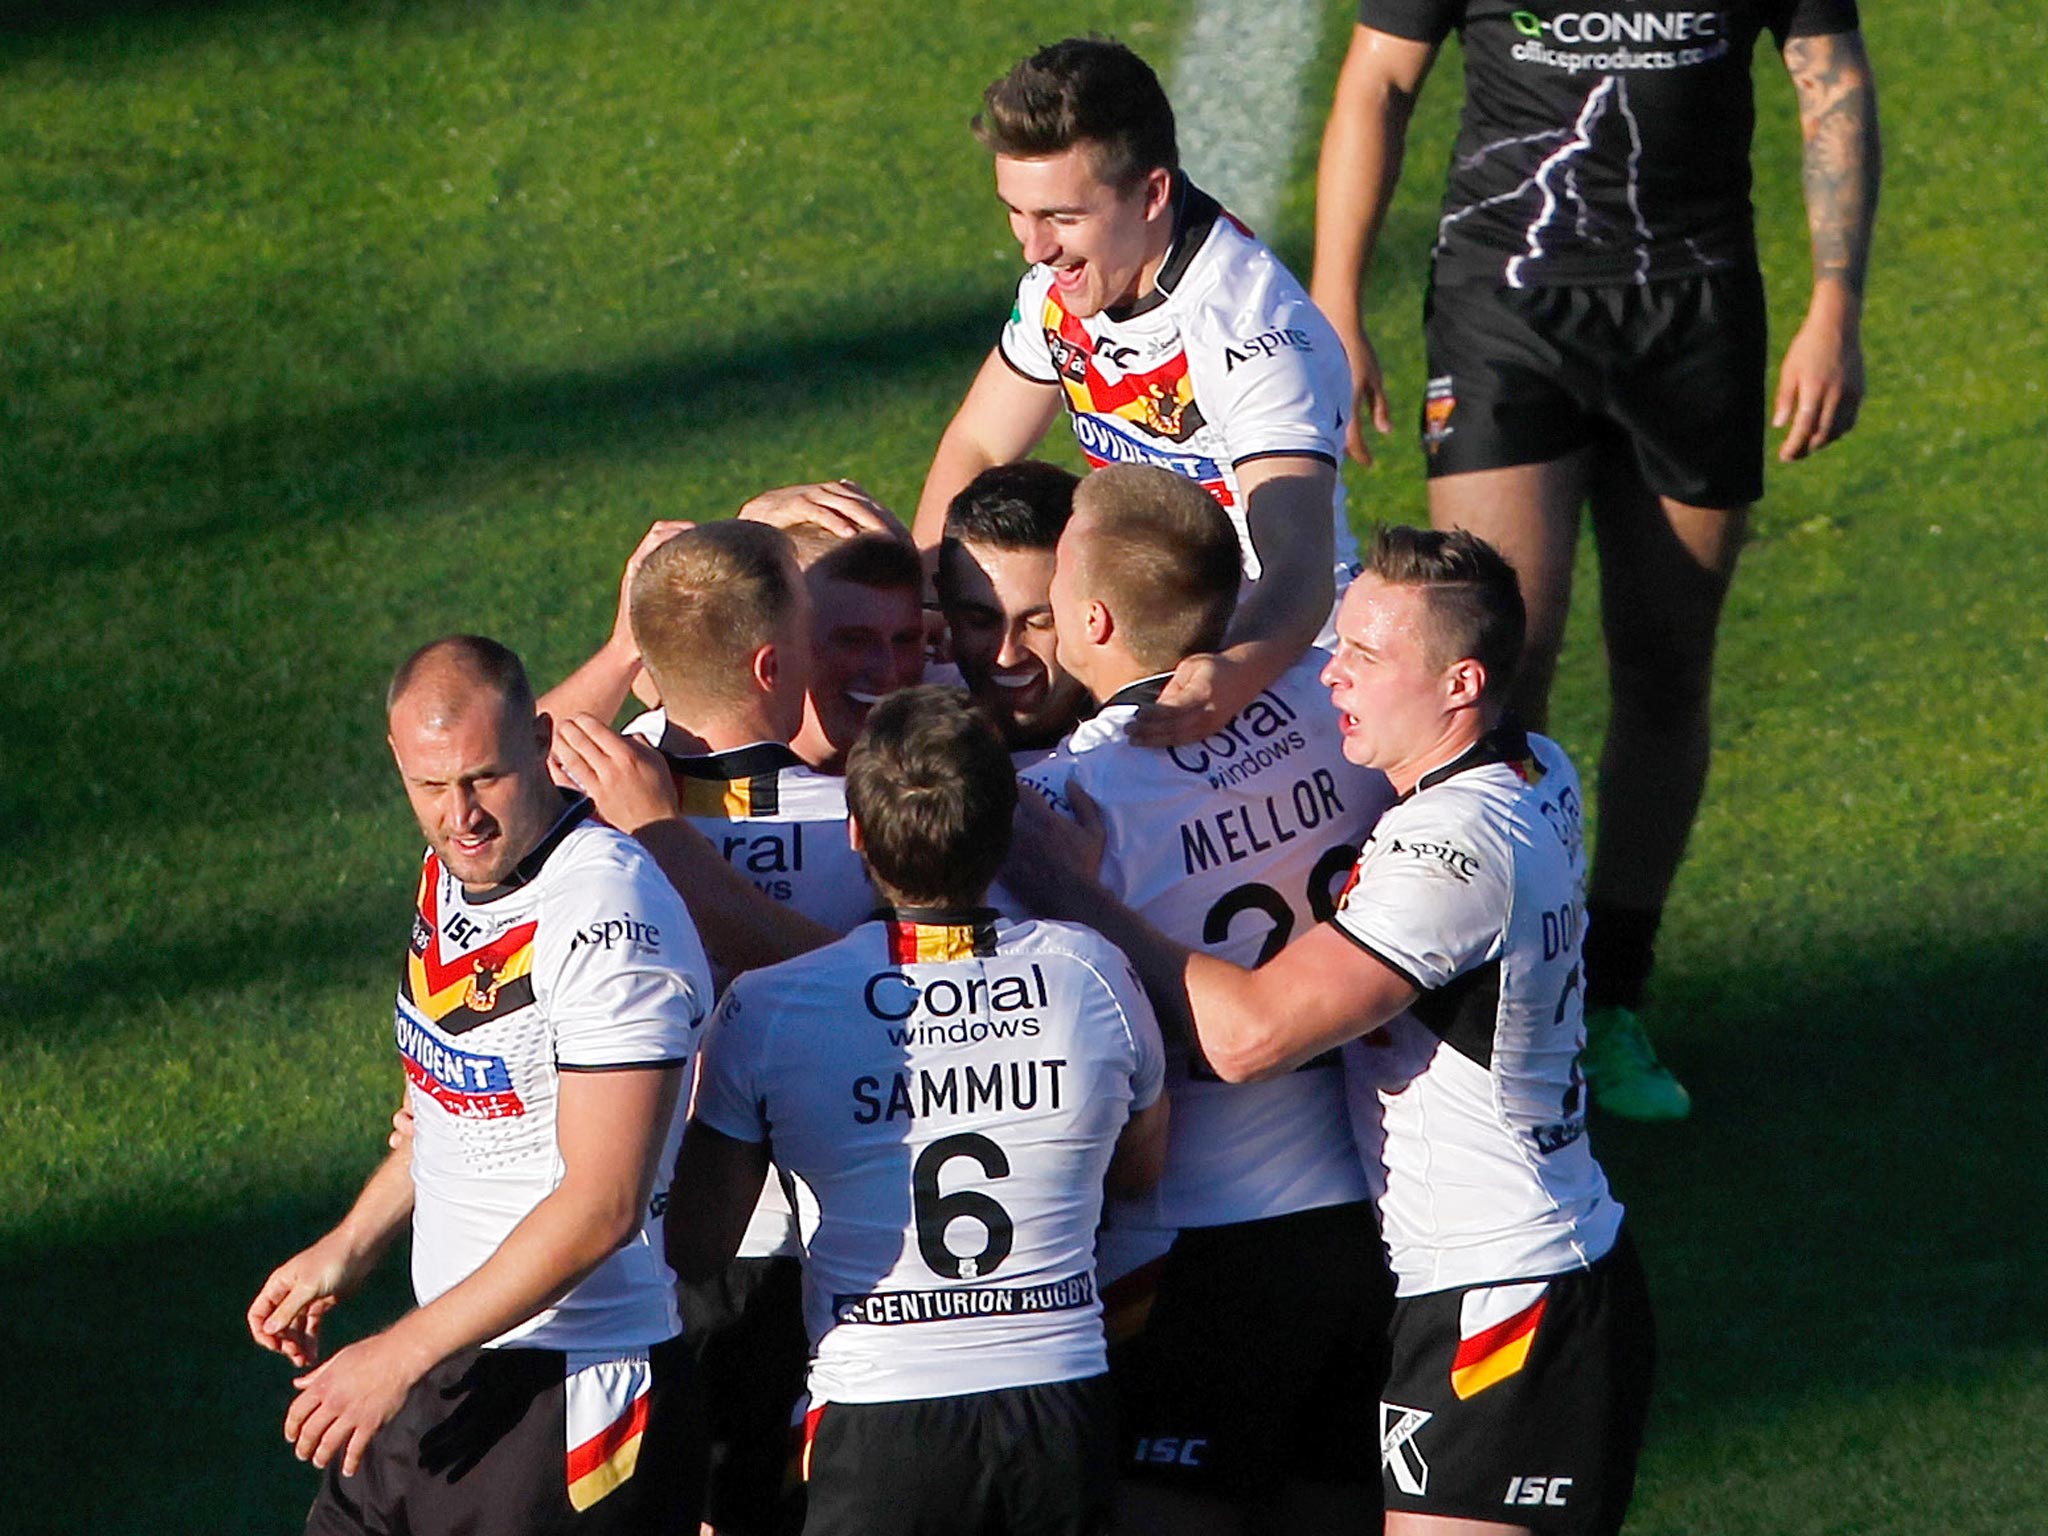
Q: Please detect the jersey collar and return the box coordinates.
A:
[1107,174,1223,323]
[1406,713,1541,801]
[1102,672,1176,710]
[666,741,804,779]
[874,906,1004,963]
[460,791,595,904]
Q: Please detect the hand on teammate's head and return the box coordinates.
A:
[739,479,910,545]
[611,520,696,651]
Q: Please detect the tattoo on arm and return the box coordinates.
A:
[1784,31,1882,297]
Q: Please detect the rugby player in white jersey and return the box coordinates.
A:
[1009,527,1652,1536]
[670,687,1169,1536]
[1018,463,1397,1534]
[913,37,1357,746]
[935,461,1091,768]
[613,521,884,1536]
[248,636,712,1536]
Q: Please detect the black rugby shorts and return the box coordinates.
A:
[1420,268,1768,507]
[1380,1230,1654,1535]
[303,1335,702,1536]
[801,1374,1116,1536]
[1108,1201,1393,1505]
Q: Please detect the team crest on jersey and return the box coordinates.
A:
[1041,294,1208,445]
[402,856,539,1034]
[1424,375,1457,454]
[465,959,505,1012]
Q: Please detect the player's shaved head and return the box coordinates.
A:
[630,521,806,716]
[1066,464,1239,673]
[385,635,559,890]
[1365,524,1525,703]
[386,634,536,731]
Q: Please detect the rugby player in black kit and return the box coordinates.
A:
[1310,0,1880,1118]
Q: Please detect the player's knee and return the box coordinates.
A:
[1606,642,1714,731]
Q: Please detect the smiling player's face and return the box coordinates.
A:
[797,575,925,768]
[944,541,1088,750]
[995,146,1173,320]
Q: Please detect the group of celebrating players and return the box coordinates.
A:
[247,13,1878,1536]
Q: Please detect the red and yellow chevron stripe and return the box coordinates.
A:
[565,1381,650,1512]
[1449,1293,1547,1400]
[679,774,755,819]
[406,861,537,1024]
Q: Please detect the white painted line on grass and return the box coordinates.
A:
[1169,0,1323,233]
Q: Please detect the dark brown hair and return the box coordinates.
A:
[845,686,1017,908]
[974,37,1177,189]
[1366,524,1525,702]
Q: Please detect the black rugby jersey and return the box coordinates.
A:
[1359,0,1859,286]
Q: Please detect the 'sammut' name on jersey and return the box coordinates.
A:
[852,1058,1069,1125]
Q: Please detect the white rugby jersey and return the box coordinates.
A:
[397,798,712,1349]
[1021,652,1395,1235]
[621,718,877,1260]
[694,909,1166,1403]
[1332,725,1624,1296]
[999,176,1357,586]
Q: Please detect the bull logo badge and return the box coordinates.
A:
[466,960,502,1012]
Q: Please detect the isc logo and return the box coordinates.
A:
[1133,1437,1208,1468]
[1504,1475,1573,1507]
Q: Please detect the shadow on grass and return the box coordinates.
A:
[2,926,2041,1532]
[0,887,403,1051]
[5,298,1004,578]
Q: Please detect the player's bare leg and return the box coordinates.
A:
[1579,448,1748,1119]
[1426,453,1590,732]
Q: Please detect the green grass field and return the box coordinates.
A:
[2,1,2043,1530]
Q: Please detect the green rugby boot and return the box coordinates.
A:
[1583,1006,1692,1121]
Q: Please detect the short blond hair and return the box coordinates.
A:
[1070,465,1239,672]
[629,522,801,714]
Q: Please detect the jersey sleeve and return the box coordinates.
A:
[997,267,1061,384]
[1773,0,1860,42]
[1015,747,1078,817]
[535,839,712,1070]
[1330,800,1511,991]
[1097,944,1167,1112]
[690,983,771,1144]
[1192,284,1348,468]
[1355,0,1461,46]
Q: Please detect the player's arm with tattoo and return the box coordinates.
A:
[1775,28,1882,462]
